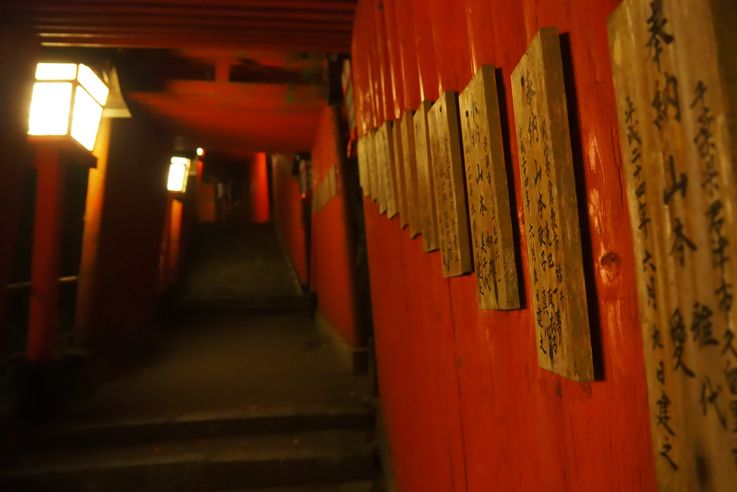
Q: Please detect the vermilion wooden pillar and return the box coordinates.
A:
[251,152,270,223]
[27,147,65,362]
[157,196,172,294]
[74,118,112,339]
[167,198,183,287]
[158,195,185,292]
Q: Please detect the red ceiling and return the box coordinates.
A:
[7,0,357,154]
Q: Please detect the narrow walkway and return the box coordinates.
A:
[64,312,371,422]
[1,223,376,491]
[175,223,304,311]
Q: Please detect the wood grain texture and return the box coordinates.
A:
[368,129,379,203]
[377,122,397,217]
[400,109,421,238]
[511,27,593,381]
[610,1,737,489]
[414,100,439,252]
[377,124,388,213]
[429,91,472,278]
[357,134,368,196]
[459,65,520,310]
[392,117,409,228]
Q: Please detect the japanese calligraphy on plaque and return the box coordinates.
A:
[609,1,737,489]
[392,118,409,228]
[428,92,472,278]
[459,65,520,310]
[376,122,398,217]
[414,100,439,252]
[511,28,594,381]
[400,110,421,238]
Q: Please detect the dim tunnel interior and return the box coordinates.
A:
[0,1,382,490]
[3,221,377,491]
[5,1,737,492]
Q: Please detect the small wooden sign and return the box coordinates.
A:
[511,28,593,381]
[401,110,421,238]
[376,122,398,217]
[392,118,409,228]
[368,129,379,203]
[459,65,520,310]
[376,126,387,213]
[610,1,737,489]
[357,136,368,196]
[428,92,472,278]
[414,101,439,251]
[328,166,337,198]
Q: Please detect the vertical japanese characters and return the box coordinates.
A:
[511,28,594,381]
[609,0,737,490]
[459,65,520,310]
[428,92,473,278]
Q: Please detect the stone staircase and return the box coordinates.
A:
[1,405,377,491]
[0,224,379,491]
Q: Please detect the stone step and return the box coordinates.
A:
[1,430,376,491]
[27,405,373,451]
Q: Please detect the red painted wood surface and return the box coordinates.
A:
[75,119,112,338]
[352,0,657,490]
[27,148,64,362]
[311,106,361,348]
[127,82,327,156]
[271,156,308,286]
[8,0,356,52]
[249,152,270,224]
[88,118,170,338]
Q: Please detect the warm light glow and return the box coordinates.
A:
[28,82,73,136]
[35,63,77,81]
[196,147,205,157]
[28,62,109,151]
[77,64,109,105]
[71,86,104,151]
[167,157,191,192]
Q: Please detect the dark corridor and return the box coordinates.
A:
[1,224,377,491]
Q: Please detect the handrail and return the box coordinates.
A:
[6,276,78,291]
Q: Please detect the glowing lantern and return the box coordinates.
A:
[28,62,109,151]
[167,156,191,193]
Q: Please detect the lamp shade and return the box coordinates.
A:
[28,63,109,151]
[167,156,191,193]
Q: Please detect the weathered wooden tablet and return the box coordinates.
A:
[414,100,439,252]
[428,91,472,278]
[459,65,520,310]
[400,109,421,238]
[511,27,593,381]
[610,0,737,489]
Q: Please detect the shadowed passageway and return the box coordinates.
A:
[175,224,305,312]
[1,225,376,491]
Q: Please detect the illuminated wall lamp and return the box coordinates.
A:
[27,62,109,152]
[167,156,191,193]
